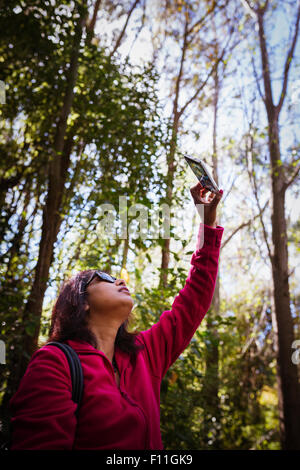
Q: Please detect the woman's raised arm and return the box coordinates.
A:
[137,183,224,379]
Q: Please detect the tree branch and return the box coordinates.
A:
[187,2,217,37]
[257,7,274,111]
[251,55,265,104]
[172,18,189,120]
[178,38,230,119]
[241,0,269,15]
[276,3,300,114]
[240,0,256,18]
[86,0,102,37]
[126,0,146,59]
[241,302,268,357]
[246,132,273,261]
[284,160,300,190]
[259,0,269,14]
[110,0,140,57]
[221,200,268,250]
[221,173,240,205]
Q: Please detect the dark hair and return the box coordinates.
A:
[48,270,144,362]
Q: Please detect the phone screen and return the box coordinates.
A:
[184,156,219,193]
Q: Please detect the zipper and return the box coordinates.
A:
[119,387,149,449]
[75,349,148,447]
[99,352,149,446]
[77,350,120,387]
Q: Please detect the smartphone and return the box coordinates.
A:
[184,156,220,194]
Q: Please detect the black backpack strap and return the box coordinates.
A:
[46,342,84,416]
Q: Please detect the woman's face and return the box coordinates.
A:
[85,276,134,319]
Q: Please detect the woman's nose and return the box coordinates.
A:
[116,278,126,286]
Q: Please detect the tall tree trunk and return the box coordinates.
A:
[202,276,221,447]
[159,113,179,287]
[268,116,300,449]
[158,10,227,288]
[256,7,300,449]
[2,187,31,275]
[202,65,221,448]
[16,6,87,385]
[159,20,188,288]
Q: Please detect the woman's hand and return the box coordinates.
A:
[190,182,223,228]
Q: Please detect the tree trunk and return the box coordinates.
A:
[202,65,221,448]
[269,117,300,449]
[2,187,31,275]
[202,276,221,448]
[158,12,224,288]
[17,8,87,383]
[257,9,300,449]
[159,115,178,287]
[159,21,188,288]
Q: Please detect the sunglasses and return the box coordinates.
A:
[81,271,117,293]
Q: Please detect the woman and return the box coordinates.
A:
[9,182,224,450]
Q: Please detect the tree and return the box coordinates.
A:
[0,0,164,430]
[241,0,300,449]
[142,0,235,287]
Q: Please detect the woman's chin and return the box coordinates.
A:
[120,294,134,309]
[127,297,135,309]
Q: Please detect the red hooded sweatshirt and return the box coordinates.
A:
[9,223,224,450]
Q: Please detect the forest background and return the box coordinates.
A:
[0,0,300,450]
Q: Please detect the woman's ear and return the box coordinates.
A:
[84,303,90,312]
